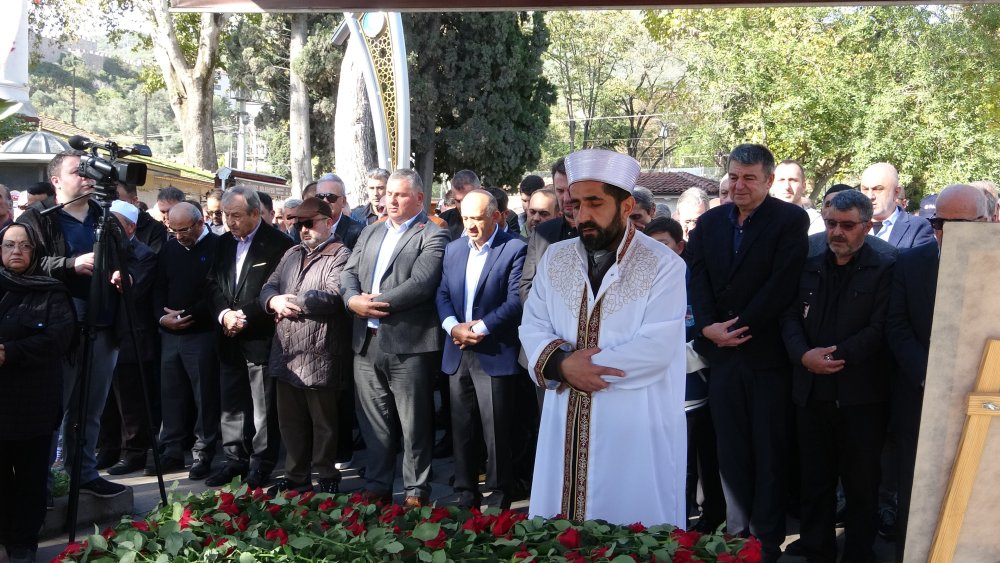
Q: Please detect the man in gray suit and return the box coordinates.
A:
[340,168,449,508]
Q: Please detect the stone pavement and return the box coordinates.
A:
[28,441,900,563]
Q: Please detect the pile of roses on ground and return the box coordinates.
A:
[53,483,761,562]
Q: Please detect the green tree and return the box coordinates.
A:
[406,11,555,187]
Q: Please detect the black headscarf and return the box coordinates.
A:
[0,223,65,293]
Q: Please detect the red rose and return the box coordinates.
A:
[298,491,316,505]
[491,510,526,537]
[345,521,366,536]
[219,502,241,516]
[348,492,365,504]
[320,521,331,530]
[299,509,309,518]
[266,504,281,515]
[672,529,701,548]
[558,528,581,550]
[379,504,406,523]
[101,527,116,540]
[202,535,215,547]
[423,528,448,550]
[717,554,738,563]
[628,522,647,533]
[591,546,610,558]
[284,490,299,500]
[201,515,215,524]
[130,521,150,532]
[219,492,235,505]
[392,525,401,534]
[318,498,337,511]
[222,520,235,534]
[216,538,228,547]
[461,514,495,534]
[235,514,250,531]
[61,542,86,556]
[428,507,451,522]
[178,506,194,529]
[672,548,698,563]
[737,537,762,563]
[265,528,289,546]
[513,549,533,561]
[564,550,587,563]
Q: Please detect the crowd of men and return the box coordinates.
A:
[0,141,991,563]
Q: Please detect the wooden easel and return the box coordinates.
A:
[928,338,1000,562]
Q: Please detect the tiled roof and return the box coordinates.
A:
[637,171,718,197]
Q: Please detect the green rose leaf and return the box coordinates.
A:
[154,553,168,563]
[418,549,433,562]
[412,522,442,541]
[239,552,257,563]
[432,549,447,563]
[289,535,314,549]
[164,533,183,556]
[119,551,137,563]
[611,556,636,563]
[385,541,405,554]
[551,520,573,531]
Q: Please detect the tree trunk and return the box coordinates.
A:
[289,14,312,197]
[334,39,377,210]
[418,143,435,211]
[148,0,226,172]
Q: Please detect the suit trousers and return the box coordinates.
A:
[797,401,887,563]
[449,351,515,501]
[219,351,279,472]
[709,354,788,554]
[686,404,726,528]
[276,379,341,483]
[62,327,119,484]
[893,382,923,561]
[98,360,157,460]
[0,435,51,552]
[353,330,435,498]
[159,331,220,461]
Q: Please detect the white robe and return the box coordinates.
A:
[519,225,688,527]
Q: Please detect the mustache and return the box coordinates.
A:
[577,221,600,231]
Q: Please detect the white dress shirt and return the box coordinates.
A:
[441,226,498,337]
[368,214,420,329]
[218,219,261,325]
[872,206,902,241]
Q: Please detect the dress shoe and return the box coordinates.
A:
[144,455,185,476]
[266,478,312,497]
[440,490,480,509]
[317,477,341,494]
[205,463,248,487]
[360,489,392,505]
[481,491,510,510]
[334,455,354,470]
[404,495,429,509]
[189,459,212,481]
[95,450,120,471]
[244,467,272,489]
[107,456,146,476]
[80,477,128,498]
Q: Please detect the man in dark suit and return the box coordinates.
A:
[519,157,576,302]
[687,143,809,563]
[436,189,526,510]
[887,183,989,561]
[204,186,293,488]
[438,170,481,240]
[859,163,935,250]
[314,173,364,250]
[340,168,449,508]
[781,190,895,563]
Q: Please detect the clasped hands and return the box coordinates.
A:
[347,293,389,319]
[702,317,752,347]
[450,321,485,349]
[268,294,303,321]
[557,348,624,393]
[222,309,248,337]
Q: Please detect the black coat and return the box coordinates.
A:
[886,240,938,390]
[334,214,365,251]
[208,221,294,365]
[688,196,810,368]
[518,216,576,303]
[781,244,895,407]
[0,287,76,440]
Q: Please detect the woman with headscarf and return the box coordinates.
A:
[0,223,76,563]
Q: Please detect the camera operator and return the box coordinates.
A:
[17,149,131,498]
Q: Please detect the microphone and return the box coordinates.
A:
[68,135,98,150]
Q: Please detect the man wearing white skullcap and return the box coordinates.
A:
[519,148,688,527]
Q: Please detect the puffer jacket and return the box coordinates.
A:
[260,236,352,389]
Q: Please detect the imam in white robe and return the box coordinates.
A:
[519,224,688,527]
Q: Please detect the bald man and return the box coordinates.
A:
[859,163,934,249]
[886,184,989,560]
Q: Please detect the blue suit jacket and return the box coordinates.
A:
[436,228,526,376]
[887,208,936,250]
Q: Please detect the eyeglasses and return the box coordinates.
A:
[2,241,34,252]
[928,216,982,231]
[292,216,328,230]
[824,219,865,231]
[168,225,196,235]
[315,193,342,203]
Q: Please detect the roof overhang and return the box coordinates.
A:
[170,0,934,12]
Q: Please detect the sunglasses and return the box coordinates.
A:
[824,219,866,231]
[315,193,342,203]
[928,216,981,230]
[292,216,328,230]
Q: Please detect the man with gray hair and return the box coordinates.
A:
[315,173,365,250]
[155,186,186,228]
[279,198,303,241]
[781,189,895,563]
[674,187,710,241]
[439,169,482,239]
[0,184,13,228]
[352,168,390,226]
[205,186,293,488]
[629,185,656,231]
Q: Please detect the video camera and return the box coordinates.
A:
[68,135,152,200]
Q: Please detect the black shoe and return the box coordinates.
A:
[107,456,146,476]
[95,450,119,471]
[205,463,248,487]
[80,477,127,498]
[440,490,481,509]
[317,477,341,494]
[144,455,185,476]
[266,477,312,497]
[481,491,510,510]
[877,506,897,540]
[189,459,212,481]
[433,434,453,459]
[783,539,805,556]
[244,467,272,489]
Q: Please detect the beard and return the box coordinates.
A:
[579,210,625,252]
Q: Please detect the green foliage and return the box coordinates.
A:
[52,484,762,562]
[644,6,1000,201]
[406,12,555,187]
[0,115,33,144]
